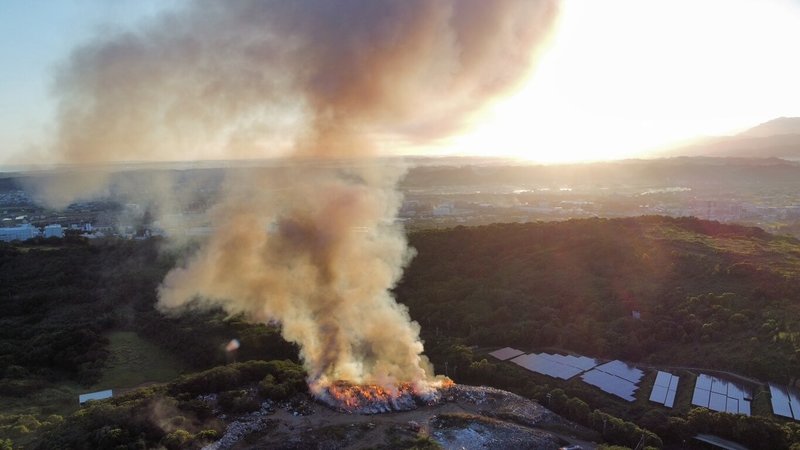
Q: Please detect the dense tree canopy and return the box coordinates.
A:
[397,216,800,384]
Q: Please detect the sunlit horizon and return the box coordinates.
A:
[2,0,800,167]
[432,0,800,164]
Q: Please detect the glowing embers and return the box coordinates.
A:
[649,371,679,408]
[691,374,752,416]
[580,361,644,402]
[509,352,598,380]
[769,383,800,420]
[316,380,453,414]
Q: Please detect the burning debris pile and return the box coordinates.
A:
[315,380,454,414]
[202,383,567,449]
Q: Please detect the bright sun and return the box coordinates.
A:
[441,0,800,164]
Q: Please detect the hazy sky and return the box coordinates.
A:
[0,0,181,165]
[2,0,800,165]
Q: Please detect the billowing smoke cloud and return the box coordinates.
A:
[157,163,428,389]
[41,0,560,389]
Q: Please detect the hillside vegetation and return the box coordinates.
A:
[0,238,297,447]
[3,216,800,448]
[398,216,800,384]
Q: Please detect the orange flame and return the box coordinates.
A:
[316,378,454,413]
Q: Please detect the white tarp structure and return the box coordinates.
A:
[79,389,113,405]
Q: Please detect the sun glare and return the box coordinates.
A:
[445,0,800,164]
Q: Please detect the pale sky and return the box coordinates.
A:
[0,0,181,166]
[1,0,800,166]
[448,0,800,162]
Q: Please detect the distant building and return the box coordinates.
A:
[79,389,113,405]
[0,224,39,242]
[432,203,454,216]
[43,224,64,238]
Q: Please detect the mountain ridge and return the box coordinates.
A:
[661,117,800,159]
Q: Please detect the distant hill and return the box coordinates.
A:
[662,117,800,159]
[740,117,800,138]
[401,155,800,189]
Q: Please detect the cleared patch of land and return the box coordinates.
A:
[91,330,188,391]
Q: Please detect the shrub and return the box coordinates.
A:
[218,389,259,413]
[162,429,192,450]
[195,429,219,441]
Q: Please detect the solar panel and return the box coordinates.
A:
[650,385,668,404]
[574,356,599,370]
[558,355,598,371]
[538,355,563,377]
[790,391,800,420]
[727,383,740,399]
[709,392,727,412]
[510,353,587,380]
[696,374,713,391]
[727,382,751,401]
[536,357,566,378]
[726,397,739,414]
[665,388,677,408]
[561,367,584,379]
[740,399,751,416]
[668,376,679,391]
[489,347,525,361]
[769,384,793,418]
[654,371,671,388]
[510,353,532,367]
[711,379,728,394]
[581,369,637,402]
[693,374,751,415]
[692,388,711,407]
[649,371,679,408]
[594,360,644,383]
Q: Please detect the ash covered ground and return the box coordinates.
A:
[201,384,596,450]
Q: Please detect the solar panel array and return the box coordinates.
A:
[769,383,800,420]
[580,360,644,402]
[691,374,751,416]
[489,347,525,361]
[649,371,679,408]
[508,352,598,380]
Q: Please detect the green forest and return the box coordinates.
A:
[0,237,297,448]
[2,216,800,448]
[398,216,800,384]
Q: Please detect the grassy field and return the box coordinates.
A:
[0,383,85,418]
[90,330,189,391]
[1,331,186,418]
[1,331,188,447]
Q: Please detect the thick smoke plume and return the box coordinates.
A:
[42,0,560,390]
